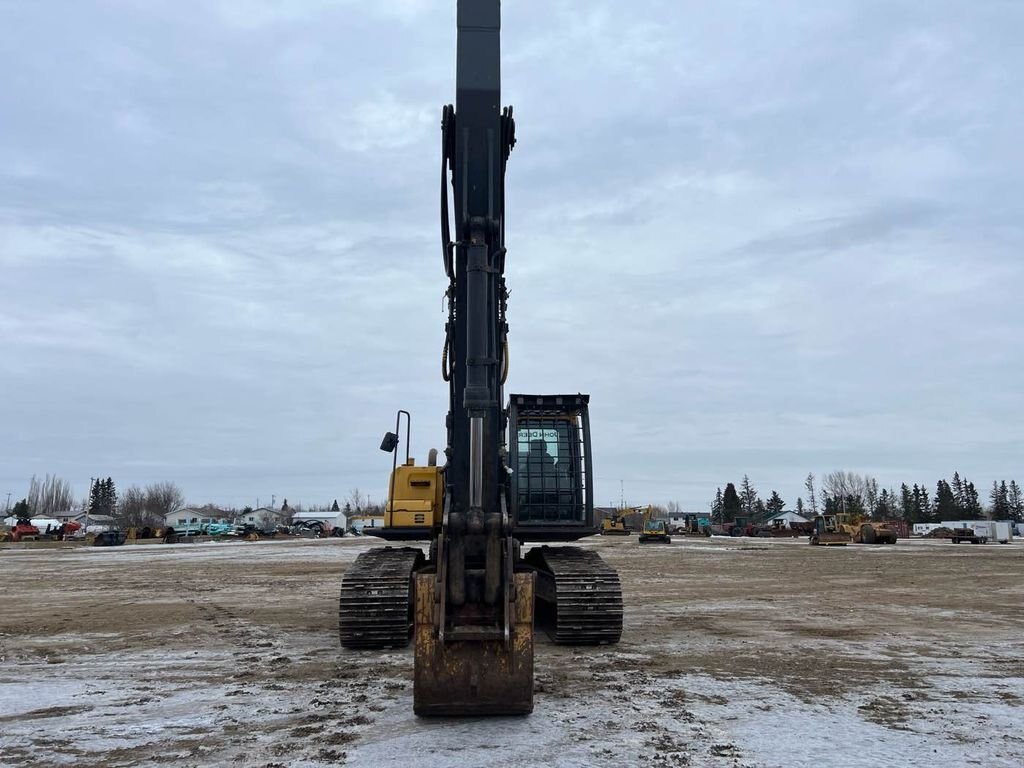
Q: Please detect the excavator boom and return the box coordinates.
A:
[411,0,530,716]
[338,0,623,717]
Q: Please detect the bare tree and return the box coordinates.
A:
[144,482,185,523]
[118,485,149,529]
[26,474,75,516]
[347,488,367,514]
[666,500,682,517]
[822,471,877,510]
[739,475,759,516]
[865,477,879,514]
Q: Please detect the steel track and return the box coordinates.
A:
[339,547,424,649]
[527,546,623,645]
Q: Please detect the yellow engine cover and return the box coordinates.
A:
[384,461,444,529]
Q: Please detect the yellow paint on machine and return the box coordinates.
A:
[384,461,444,529]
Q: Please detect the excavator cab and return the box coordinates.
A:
[508,394,594,540]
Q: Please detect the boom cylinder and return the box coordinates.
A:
[469,416,484,509]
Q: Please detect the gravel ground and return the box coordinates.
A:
[1,535,1022,767]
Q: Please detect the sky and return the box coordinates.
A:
[2,0,1022,512]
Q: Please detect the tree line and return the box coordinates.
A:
[709,471,1023,524]
[5,474,374,528]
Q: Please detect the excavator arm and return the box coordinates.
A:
[441,0,514,616]
[339,0,623,717]
[415,0,529,715]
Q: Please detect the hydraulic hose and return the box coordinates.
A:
[442,334,451,382]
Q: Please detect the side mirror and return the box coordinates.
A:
[380,431,399,453]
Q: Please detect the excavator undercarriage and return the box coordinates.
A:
[339,540,623,714]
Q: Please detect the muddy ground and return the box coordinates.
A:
[1,535,1022,767]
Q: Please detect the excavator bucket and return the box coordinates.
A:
[413,572,535,716]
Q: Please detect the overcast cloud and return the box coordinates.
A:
[2,0,1022,511]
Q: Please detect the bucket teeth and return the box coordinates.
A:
[339,547,424,649]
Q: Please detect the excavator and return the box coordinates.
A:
[600,503,643,535]
[599,512,632,535]
[338,0,623,716]
[638,506,671,544]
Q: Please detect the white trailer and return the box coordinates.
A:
[991,521,1013,544]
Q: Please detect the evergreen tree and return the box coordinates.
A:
[900,483,913,521]
[825,493,865,518]
[722,483,742,521]
[12,498,30,517]
[103,477,117,516]
[962,481,982,517]
[919,485,932,523]
[331,499,340,513]
[87,479,101,516]
[873,488,895,520]
[755,498,767,520]
[739,475,759,517]
[909,483,931,524]
[865,478,879,517]
[86,477,117,517]
[909,484,921,523]
[935,479,957,521]
[1007,480,1023,523]
[804,473,818,516]
[951,472,965,513]
[796,497,805,517]
[281,498,289,512]
[343,501,352,515]
[766,491,785,516]
[710,488,724,523]
[990,481,1010,520]
[844,493,866,518]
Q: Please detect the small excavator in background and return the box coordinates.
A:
[338,0,623,716]
[638,507,671,544]
[600,503,642,535]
